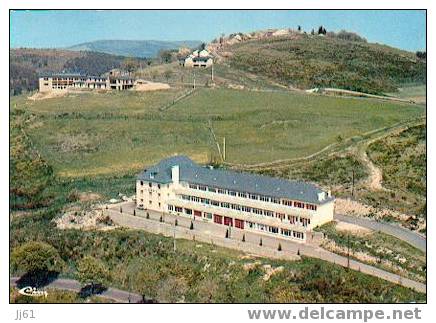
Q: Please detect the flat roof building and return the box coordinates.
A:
[136,156,335,242]
[38,73,135,92]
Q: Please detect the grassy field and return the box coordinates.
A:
[259,155,368,192]
[387,84,426,104]
[316,222,426,283]
[364,124,426,223]
[12,88,424,178]
[227,34,426,94]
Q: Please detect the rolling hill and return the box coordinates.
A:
[217,32,426,94]
[67,39,202,58]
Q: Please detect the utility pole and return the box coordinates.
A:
[347,234,350,270]
[351,169,355,197]
[173,220,177,252]
[211,64,214,82]
[223,137,226,161]
[193,70,196,90]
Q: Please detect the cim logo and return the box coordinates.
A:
[18,286,48,298]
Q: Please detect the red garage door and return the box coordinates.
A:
[214,214,223,224]
[235,218,244,229]
[194,210,202,217]
[224,217,233,226]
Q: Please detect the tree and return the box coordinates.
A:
[190,221,194,230]
[318,26,327,35]
[311,28,315,35]
[76,256,109,294]
[159,50,174,64]
[200,42,206,50]
[225,229,229,238]
[128,259,163,300]
[259,238,263,246]
[133,209,136,216]
[278,243,282,251]
[121,58,139,75]
[163,69,173,83]
[242,234,245,242]
[11,242,63,282]
[416,51,427,60]
[297,25,302,32]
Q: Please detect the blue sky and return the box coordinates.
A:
[10,10,426,51]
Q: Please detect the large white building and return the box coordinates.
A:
[136,156,335,243]
[38,73,135,92]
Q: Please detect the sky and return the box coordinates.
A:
[10,10,426,51]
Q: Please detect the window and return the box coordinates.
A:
[140,181,143,186]
[217,188,226,194]
[241,206,252,213]
[268,226,279,234]
[221,202,230,208]
[168,205,174,211]
[211,200,220,206]
[238,192,248,198]
[294,201,305,208]
[282,199,293,207]
[235,219,244,229]
[271,198,280,204]
[198,185,207,191]
[260,196,269,202]
[189,184,198,189]
[306,204,317,211]
[231,204,241,210]
[229,191,237,196]
[282,229,292,237]
[185,208,192,215]
[175,206,183,213]
[214,214,223,224]
[249,194,259,200]
[205,212,213,220]
[208,187,217,193]
[264,210,273,217]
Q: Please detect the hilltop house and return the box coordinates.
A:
[38,73,136,92]
[136,156,335,243]
[180,49,213,68]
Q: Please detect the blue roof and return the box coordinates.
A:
[137,156,333,205]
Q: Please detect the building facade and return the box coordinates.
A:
[136,156,335,243]
[181,49,213,68]
[38,73,135,92]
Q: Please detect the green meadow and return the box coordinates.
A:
[12,88,424,178]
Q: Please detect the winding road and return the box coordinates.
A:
[10,277,144,303]
[334,214,426,252]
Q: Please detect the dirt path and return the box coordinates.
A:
[360,149,385,191]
